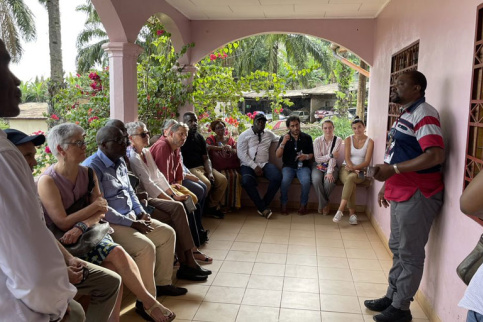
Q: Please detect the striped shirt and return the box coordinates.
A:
[384,98,444,202]
[313,135,342,174]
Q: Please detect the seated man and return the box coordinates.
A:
[0,39,80,322]
[6,128,121,321]
[181,112,228,219]
[275,115,314,215]
[237,113,282,219]
[82,126,208,296]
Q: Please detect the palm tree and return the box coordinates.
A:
[75,0,108,73]
[41,0,63,85]
[0,0,36,62]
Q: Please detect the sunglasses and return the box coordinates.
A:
[132,131,151,138]
[66,140,86,148]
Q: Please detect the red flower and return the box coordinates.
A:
[88,116,99,123]
[51,114,59,120]
[75,121,80,125]
[223,53,228,58]
[76,73,81,78]
[147,95,151,101]
[90,82,102,91]
[156,30,165,36]
[45,146,51,154]
[88,108,93,115]
[209,54,217,61]
[89,72,100,80]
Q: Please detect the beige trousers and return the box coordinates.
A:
[339,167,368,210]
[110,219,175,297]
[190,166,228,208]
[75,262,121,322]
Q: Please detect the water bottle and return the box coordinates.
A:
[297,151,303,169]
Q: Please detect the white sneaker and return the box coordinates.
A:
[333,210,343,223]
[349,214,358,225]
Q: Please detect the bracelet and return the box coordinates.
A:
[74,222,88,233]
[279,144,285,149]
[393,164,401,174]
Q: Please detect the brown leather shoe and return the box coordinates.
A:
[280,204,289,215]
[298,205,308,215]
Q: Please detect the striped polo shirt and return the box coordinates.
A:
[384,97,444,202]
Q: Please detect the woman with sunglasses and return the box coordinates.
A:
[332,117,374,225]
[206,119,241,212]
[38,123,175,322]
[126,121,213,264]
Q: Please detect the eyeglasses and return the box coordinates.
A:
[104,137,127,145]
[132,131,150,138]
[65,140,86,148]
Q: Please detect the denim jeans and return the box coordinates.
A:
[280,166,311,206]
[240,163,282,212]
[467,310,483,322]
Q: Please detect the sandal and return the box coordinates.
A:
[193,250,213,263]
[145,302,176,322]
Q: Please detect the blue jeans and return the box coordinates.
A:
[281,166,311,206]
[240,163,282,212]
[467,310,483,322]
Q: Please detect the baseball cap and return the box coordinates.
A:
[253,113,267,122]
[5,129,45,146]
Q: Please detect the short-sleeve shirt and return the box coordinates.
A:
[384,98,444,202]
[181,132,207,169]
[278,132,314,168]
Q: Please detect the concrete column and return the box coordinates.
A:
[177,64,198,120]
[102,42,143,122]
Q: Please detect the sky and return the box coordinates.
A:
[10,0,86,82]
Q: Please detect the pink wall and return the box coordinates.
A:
[368,0,482,320]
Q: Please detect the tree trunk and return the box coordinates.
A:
[357,61,368,123]
[46,0,63,114]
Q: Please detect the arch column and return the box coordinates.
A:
[178,64,198,120]
[103,42,144,122]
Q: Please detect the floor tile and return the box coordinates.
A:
[230,241,260,252]
[236,305,279,322]
[204,249,229,261]
[212,273,250,288]
[318,267,353,281]
[200,241,233,250]
[235,233,263,243]
[281,291,321,310]
[345,248,377,260]
[318,256,350,268]
[289,236,316,246]
[343,239,373,249]
[348,258,382,271]
[193,302,240,322]
[317,246,347,258]
[262,234,290,244]
[204,286,245,304]
[219,261,254,274]
[252,262,286,276]
[290,229,316,238]
[259,243,289,254]
[160,298,201,320]
[209,232,238,241]
[279,308,321,322]
[320,294,361,314]
[351,269,387,284]
[241,289,282,307]
[341,232,370,241]
[247,275,284,291]
[286,253,318,266]
[177,284,210,302]
[291,223,315,231]
[283,277,319,293]
[316,231,342,240]
[322,312,365,321]
[255,252,287,264]
[284,264,319,279]
[319,279,357,296]
[225,250,258,262]
[354,282,388,298]
[316,238,345,248]
[265,227,291,237]
[287,244,317,255]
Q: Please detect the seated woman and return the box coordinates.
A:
[37,123,175,322]
[312,119,343,215]
[332,117,374,225]
[206,119,242,211]
[126,121,212,263]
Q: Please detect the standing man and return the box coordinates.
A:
[365,71,444,322]
[181,112,227,219]
[276,115,314,215]
[237,113,282,219]
[0,39,80,321]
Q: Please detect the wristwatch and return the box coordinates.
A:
[329,153,333,158]
[170,193,175,198]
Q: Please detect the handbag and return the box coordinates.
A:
[317,136,337,173]
[50,167,110,257]
[456,234,483,285]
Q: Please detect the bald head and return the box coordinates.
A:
[97,126,121,145]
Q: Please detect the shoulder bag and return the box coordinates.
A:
[456,234,483,285]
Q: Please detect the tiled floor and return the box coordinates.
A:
[120,208,430,321]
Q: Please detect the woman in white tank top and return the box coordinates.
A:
[333,117,374,225]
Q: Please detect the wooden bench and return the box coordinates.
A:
[240,141,371,212]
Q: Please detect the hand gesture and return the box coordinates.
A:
[139,212,151,221]
[131,220,154,234]
[60,227,83,245]
[92,196,108,213]
[173,194,189,201]
[254,166,263,176]
[185,174,199,182]
[325,173,335,183]
[377,186,390,208]
[282,134,290,144]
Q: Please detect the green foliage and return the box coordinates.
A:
[0,119,9,130]
[303,116,353,140]
[19,78,48,102]
[333,61,355,115]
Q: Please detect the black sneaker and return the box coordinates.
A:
[373,305,412,322]
[206,207,225,219]
[364,296,392,312]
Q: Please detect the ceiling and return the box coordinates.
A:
[165,0,391,20]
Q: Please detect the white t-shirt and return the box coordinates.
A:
[459,264,483,316]
[0,129,76,321]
